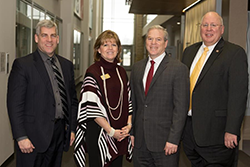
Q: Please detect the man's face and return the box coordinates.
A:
[200,12,224,46]
[35,27,59,57]
[146,29,168,59]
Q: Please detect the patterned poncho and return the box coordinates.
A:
[74,58,132,167]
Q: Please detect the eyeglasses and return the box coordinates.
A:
[200,23,222,28]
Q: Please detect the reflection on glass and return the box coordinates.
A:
[33,8,39,20]
[16,0,32,57]
[122,48,131,66]
[120,45,132,69]
[16,24,31,58]
[73,30,81,78]
[146,15,157,24]
[46,15,51,20]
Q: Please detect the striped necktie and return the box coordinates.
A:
[189,47,209,110]
[50,57,69,123]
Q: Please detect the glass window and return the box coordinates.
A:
[45,14,52,20]
[103,0,134,70]
[122,48,131,66]
[146,15,157,24]
[103,0,134,45]
[73,30,82,78]
[120,45,132,70]
[16,0,32,58]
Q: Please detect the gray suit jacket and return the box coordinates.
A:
[130,54,189,152]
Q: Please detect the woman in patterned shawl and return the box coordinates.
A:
[74,30,132,167]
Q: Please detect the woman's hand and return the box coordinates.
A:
[117,124,132,141]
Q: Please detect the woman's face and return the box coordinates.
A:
[98,38,118,63]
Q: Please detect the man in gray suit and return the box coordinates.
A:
[130,25,190,167]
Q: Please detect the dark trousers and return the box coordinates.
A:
[108,155,123,167]
[182,117,238,167]
[86,121,124,167]
[16,119,65,167]
[133,136,179,167]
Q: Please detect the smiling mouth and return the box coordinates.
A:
[205,33,213,37]
[150,47,158,50]
[106,52,115,54]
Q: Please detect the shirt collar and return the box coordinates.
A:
[202,37,221,51]
[148,52,166,64]
[38,49,56,62]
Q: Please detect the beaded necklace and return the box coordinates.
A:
[101,66,123,120]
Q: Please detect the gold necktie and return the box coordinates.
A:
[190,47,209,110]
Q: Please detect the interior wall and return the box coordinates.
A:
[60,0,74,61]
[227,0,248,50]
[0,0,16,165]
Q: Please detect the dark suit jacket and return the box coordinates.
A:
[130,54,190,152]
[182,38,248,146]
[7,50,78,152]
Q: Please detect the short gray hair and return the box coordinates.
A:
[35,20,58,35]
[146,25,168,41]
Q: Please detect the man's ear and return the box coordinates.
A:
[34,34,38,43]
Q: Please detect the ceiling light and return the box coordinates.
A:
[182,0,201,13]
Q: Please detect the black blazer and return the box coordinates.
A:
[7,50,78,152]
[182,38,248,146]
[130,54,190,152]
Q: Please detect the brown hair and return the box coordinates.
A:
[93,30,122,62]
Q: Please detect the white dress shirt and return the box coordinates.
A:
[143,52,166,90]
[188,41,219,116]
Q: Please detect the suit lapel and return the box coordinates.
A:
[187,43,202,69]
[147,54,169,95]
[140,58,148,97]
[196,38,224,85]
[33,50,54,96]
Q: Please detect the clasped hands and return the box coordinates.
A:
[112,124,131,142]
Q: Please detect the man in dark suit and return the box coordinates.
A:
[130,25,190,167]
[7,20,78,167]
[182,11,248,166]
